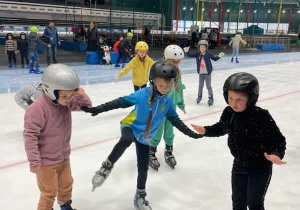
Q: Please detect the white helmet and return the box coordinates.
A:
[164,45,184,60]
[42,64,80,100]
[198,40,208,48]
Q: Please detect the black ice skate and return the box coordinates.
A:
[164,145,177,169]
[60,200,76,210]
[91,159,113,191]
[208,96,214,106]
[149,146,160,171]
[134,188,152,210]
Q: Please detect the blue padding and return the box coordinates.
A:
[59,41,87,51]
[257,44,284,51]
[0,37,5,45]
[86,51,99,64]
[110,52,130,64]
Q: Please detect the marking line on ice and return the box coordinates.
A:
[1,89,300,170]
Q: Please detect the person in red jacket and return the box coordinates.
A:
[113,34,123,52]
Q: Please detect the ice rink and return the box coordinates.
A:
[0,52,300,210]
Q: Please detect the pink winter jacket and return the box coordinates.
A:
[24,93,92,172]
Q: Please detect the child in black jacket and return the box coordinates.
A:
[17,32,29,68]
[192,72,286,210]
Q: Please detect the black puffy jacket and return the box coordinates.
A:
[204,106,286,166]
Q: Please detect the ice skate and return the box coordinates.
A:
[164,145,177,169]
[196,95,202,104]
[149,146,160,171]
[21,64,24,69]
[134,188,152,210]
[208,96,214,106]
[114,64,120,67]
[8,63,12,68]
[122,63,125,68]
[236,58,239,63]
[91,159,113,191]
[35,67,43,74]
[60,200,77,210]
[29,67,35,73]
[231,57,234,63]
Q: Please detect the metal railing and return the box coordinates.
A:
[245,36,290,49]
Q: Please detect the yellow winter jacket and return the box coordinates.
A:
[118,55,155,86]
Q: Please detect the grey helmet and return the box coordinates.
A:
[42,64,80,100]
[198,40,208,48]
[164,45,184,60]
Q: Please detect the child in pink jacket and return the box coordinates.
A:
[24,64,92,210]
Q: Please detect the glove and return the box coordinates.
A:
[81,106,101,116]
[114,75,121,83]
[218,52,225,58]
[183,47,190,53]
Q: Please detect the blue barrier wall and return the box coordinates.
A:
[257,44,284,51]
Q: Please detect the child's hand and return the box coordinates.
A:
[183,47,190,53]
[31,166,40,174]
[264,153,287,165]
[81,106,101,116]
[75,88,85,96]
[180,108,186,115]
[191,124,206,134]
[114,75,121,83]
[48,44,51,48]
[218,52,225,57]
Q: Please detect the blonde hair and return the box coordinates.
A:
[144,78,174,139]
[165,59,182,92]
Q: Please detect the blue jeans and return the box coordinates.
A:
[232,46,239,58]
[47,44,57,65]
[29,49,39,68]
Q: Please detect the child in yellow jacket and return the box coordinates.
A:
[115,41,155,91]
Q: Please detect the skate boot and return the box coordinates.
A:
[92,159,114,191]
[236,58,239,63]
[22,64,25,69]
[231,57,234,63]
[114,64,120,67]
[196,95,202,104]
[8,63,12,68]
[134,188,152,210]
[60,200,77,210]
[149,146,160,171]
[29,67,35,73]
[122,63,125,68]
[208,96,214,106]
[35,67,43,74]
[164,145,177,169]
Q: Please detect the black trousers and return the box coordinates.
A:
[231,160,272,210]
[107,127,150,190]
[7,51,16,65]
[117,46,130,64]
[134,84,147,92]
[20,50,29,66]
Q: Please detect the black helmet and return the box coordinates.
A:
[149,61,178,84]
[223,72,259,107]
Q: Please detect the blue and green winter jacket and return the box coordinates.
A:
[92,87,202,145]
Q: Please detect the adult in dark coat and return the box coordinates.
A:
[87,22,98,51]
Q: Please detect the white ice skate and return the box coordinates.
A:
[134,189,152,210]
[92,160,113,191]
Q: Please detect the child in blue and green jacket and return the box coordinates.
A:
[149,45,186,171]
[184,40,224,106]
[82,61,202,210]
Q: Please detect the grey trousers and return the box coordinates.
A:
[198,74,213,97]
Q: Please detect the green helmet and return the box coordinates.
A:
[31,26,39,33]
[127,32,133,37]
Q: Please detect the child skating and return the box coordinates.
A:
[184,40,224,106]
[228,32,247,63]
[28,26,49,74]
[115,41,155,91]
[149,45,186,170]
[82,61,203,210]
[14,82,43,110]
[5,33,17,68]
[192,72,286,210]
[24,64,92,210]
[17,32,29,69]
